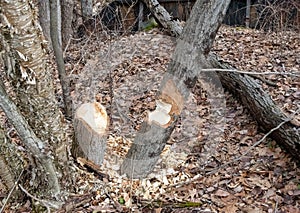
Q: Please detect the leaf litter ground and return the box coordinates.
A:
[64,26,300,212]
[1,26,299,212]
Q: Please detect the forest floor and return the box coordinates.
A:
[58,25,300,212]
[1,25,299,212]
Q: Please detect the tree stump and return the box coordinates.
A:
[72,102,109,165]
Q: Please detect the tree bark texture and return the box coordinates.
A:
[73,102,109,165]
[120,0,231,178]
[0,82,61,197]
[153,0,300,161]
[0,127,23,198]
[81,0,93,22]
[210,57,300,161]
[0,0,69,190]
[38,0,52,47]
[50,0,73,118]
[61,0,74,50]
[142,0,182,36]
[120,114,178,178]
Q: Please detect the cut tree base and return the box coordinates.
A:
[72,102,109,165]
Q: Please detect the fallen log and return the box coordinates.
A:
[210,57,300,161]
[142,0,182,36]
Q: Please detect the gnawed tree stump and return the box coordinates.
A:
[148,0,300,162]
[120,0,230,178]
[73,102,109,165]
[120,77,188,178]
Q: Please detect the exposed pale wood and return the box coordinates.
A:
[120,119,177,178]
[0,0,70,197]
[147,0,300,161]
[120,0,230,178]
[73,102,108,165]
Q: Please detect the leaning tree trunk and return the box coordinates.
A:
[0,0,70,192]
[142,0,182,36]
[0,81,61,198]
[120,0,231,178]
[140,0,300,162]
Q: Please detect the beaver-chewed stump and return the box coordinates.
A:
[72,102,109,165]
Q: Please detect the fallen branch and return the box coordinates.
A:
[19,184,63,212]
[168,111,298,186]
[0,169,24,213]
[202,68,300,77]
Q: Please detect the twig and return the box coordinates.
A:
[0,169,24,213]
[168,108,299,188]
[63,36,72,57]
[205,119,288,175]
[18,184,63,212]
[202,68,300,77]
[104,190,123,212]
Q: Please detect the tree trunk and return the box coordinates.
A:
[147,0,300,162]
[81,0,93,22]
[38,0,52,47]
[0,0,69,194]
[49,0,73,118]
[0,81,61,197]
[210,57,300,161]
[0,126,23,198]
[142,0,182,36]
[72,102,109,165]
[61,0,74,50]
[120,0,231,178]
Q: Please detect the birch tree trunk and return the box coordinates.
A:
[120,0,231,178]
[0,125,23,198]
[0,81,61,197]
[0,0,70,194]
